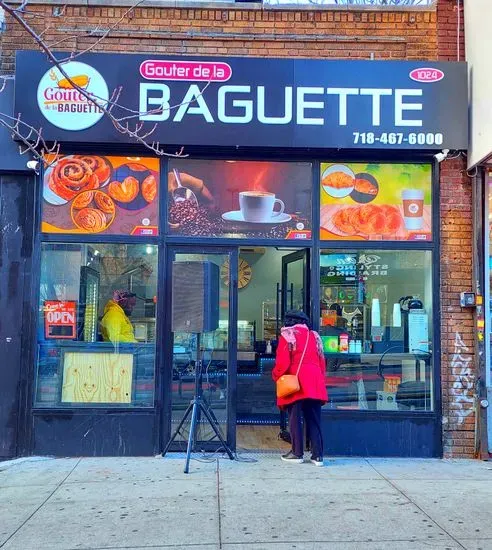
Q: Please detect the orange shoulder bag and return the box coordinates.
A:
[276,331,310,398]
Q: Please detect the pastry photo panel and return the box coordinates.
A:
[319,163,432,242]
[42,155,159,236]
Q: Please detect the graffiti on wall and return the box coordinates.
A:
[450,332,474,424]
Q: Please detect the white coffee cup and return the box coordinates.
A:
[401,189,424,230]
[239,191,285,222]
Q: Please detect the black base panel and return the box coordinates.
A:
[32,412,158,457]
[322,414,440,458]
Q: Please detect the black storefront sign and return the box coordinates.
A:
[14,51,467,150]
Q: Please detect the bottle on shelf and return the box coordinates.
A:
[339,332,349,353]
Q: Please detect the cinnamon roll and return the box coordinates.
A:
[49,157,99,201]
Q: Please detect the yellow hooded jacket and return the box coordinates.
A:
[100,300,137,343]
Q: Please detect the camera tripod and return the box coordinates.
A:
[162,334,234,473]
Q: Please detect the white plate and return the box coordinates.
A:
[222,210,292,225]
[43,162,68,205]
[321,163,355,199]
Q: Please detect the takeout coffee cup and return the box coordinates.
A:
[239,191,285,222]
[401,189,424,230]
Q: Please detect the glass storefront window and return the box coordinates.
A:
[320,162,432,242]
[167,160,312,240]
[320,249,433,412]
[35,243,158,408]
[42,155,160,237]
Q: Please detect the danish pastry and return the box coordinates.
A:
[72,191,94,209]
[49,157,99,201]
[73,207,107,232]
[94,192,115,214]
[75,156,111,185]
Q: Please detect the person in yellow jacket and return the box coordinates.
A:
[100,290,137,344]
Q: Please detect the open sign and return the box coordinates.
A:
[44,300,77,339]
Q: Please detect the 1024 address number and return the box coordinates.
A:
[353,132,444,146]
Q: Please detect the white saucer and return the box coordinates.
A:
[222,210,292,225]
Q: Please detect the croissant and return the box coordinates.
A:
[168,171,214,205]
[142,174,157,203]
[49,157,99,201]
[73,207,107,232]
[332,208,358,236]
[75,156,111,184]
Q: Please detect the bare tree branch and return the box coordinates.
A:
[0,110,60,168]
[59,1,147,63]
[0,0,209,158]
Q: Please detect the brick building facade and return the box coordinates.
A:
[0,0,476,458]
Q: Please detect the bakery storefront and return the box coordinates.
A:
[13,51,467,457]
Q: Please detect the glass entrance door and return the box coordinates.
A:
[235,247,311,450]
[281,250,310,317]
[166,248,237,451]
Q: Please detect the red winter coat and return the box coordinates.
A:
[272,324,328,409]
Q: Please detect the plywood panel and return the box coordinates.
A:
[236,426,290,451]
[61,352,133,404]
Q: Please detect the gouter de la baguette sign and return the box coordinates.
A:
[15,51,468,150]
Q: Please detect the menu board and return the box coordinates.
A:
[42,155,159,236]
[320,163,432,241]
[168,160,312,239]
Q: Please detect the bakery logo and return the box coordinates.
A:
[408,202,419,214]
[37,61,109,131]
[140,60,232,82]
[409,67,444,83]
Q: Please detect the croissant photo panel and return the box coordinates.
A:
[42,155,159,236]
[320,162,432,242]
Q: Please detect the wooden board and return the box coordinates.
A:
[61,352,133,404]
[236,425,290,451]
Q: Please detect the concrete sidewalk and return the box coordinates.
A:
[1,453,492,550]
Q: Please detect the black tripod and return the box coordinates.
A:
[162,334,234,473]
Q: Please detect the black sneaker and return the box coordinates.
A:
[309,456,324,467]
[281,451,303,464]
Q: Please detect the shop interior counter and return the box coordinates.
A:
[323,351,432,412]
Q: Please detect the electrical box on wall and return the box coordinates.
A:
[460,292,476,308]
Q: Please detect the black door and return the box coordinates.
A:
[281,249,310,319]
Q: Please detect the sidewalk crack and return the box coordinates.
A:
[365,459,467,550]
[216,457,223,549]
[0,458,82,549]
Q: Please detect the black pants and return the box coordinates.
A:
[287,399,323,458]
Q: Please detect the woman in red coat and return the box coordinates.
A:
[272,310,327,466]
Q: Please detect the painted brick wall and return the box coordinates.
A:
[1,0,475,457]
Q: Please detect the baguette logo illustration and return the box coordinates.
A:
[37,61,109,131]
